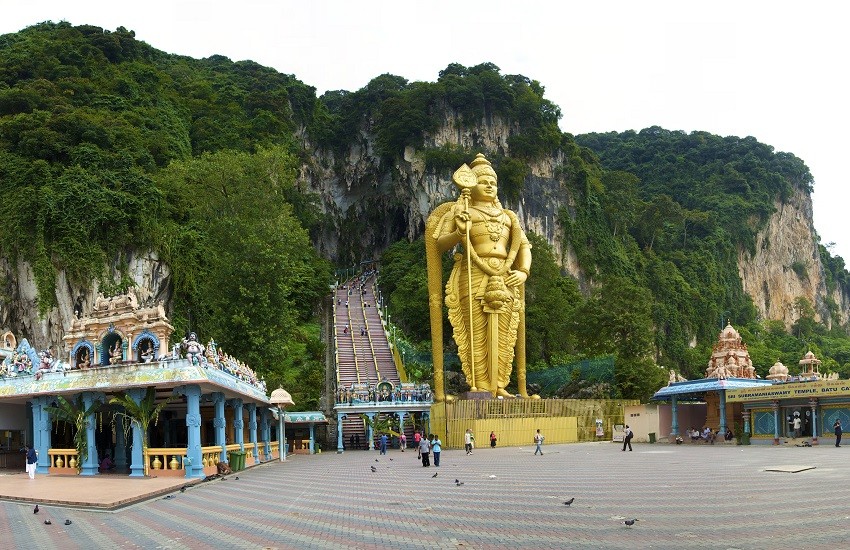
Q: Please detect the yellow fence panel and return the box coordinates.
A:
[430,398,637,449]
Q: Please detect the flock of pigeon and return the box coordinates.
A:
[33,503,71,526]
[368,458,639,527]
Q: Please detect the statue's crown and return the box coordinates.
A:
[470,153,496,178]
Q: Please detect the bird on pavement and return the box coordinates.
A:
[235,476,239,480]
[180,486,186,493]
[431,472,438,478]
[455,479,460,484]
[64,520,72,526]
[33,505,39,514]
[456,481,464,486]
[370,466,377,472]
[375,459,379,462]
[43,520,52,525]
[622,519,638,527]
[563,498,574,506]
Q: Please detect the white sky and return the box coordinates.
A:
[3,1,848,261]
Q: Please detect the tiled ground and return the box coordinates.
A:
[3,442,850,549]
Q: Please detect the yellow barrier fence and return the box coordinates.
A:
[430,398,638,449]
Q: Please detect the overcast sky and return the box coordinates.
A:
[3,1,848,261]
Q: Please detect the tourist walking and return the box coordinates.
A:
[25,445,37,479]
[622,425,633,451]
[419,435,431,467]
[464,428,475,455]
[533,429,544,455]
[793,414,801,438]
[379,433,388,455]
[414,431,422,458]
[432,434,442,467]
[400,432,406,452]
[355,433,361,450]
[490,431,497,448]
[835,419,842,447]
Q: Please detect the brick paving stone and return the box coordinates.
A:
[4,443,850,548]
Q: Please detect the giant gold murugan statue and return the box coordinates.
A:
[426,153,535,400]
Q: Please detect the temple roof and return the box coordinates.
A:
[652,377,775,400]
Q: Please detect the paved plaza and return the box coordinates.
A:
[2,441,850,549]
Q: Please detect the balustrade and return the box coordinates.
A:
[48,448,78,471]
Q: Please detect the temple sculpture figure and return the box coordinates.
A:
[425,153,535,400]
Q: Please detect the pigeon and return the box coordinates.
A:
[235,476,239,480]
[33,505,39,514]
[455,479,460,484]
[64,520,72,526]
[43,520,52,525]
[432,472,438,478]
[389,458,393,461]
[180,486,186,493]
[370,466,377,472]
[622,519,638,527]
[375,459,379,462]
[563,498,574,506]
[455,481,464,486]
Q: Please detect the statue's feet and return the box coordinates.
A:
[496,388,515,398]
[518,392,542,399]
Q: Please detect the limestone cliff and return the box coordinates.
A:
[0,252,172,356]
[739,188,850,330]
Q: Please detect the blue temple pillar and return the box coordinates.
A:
[31,397,52,475]
[114,414,127,469]
[174,385,204,478]
[228,399,244,451]
[742,409,751,436]
[309,424,315,454]
[772,400,780,445]
[718,390,728,435]
[127,388,146,477]
[670,397,679,438]
[337,413,346,453]
[261,409,272,461]
[80,392,105,476]
[810,398,819,445]
[210,392,226,462]
[247,403,258,464]
[366,413,375,450]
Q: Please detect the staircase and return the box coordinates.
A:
[334,272,405,449]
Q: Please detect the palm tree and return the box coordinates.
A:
[110,387,174,476]
[45,395,101,473]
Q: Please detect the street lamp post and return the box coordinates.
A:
[270,388,294,463]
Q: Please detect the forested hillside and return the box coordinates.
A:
[1,22,849,404]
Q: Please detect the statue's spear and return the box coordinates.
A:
[453,164,477,391]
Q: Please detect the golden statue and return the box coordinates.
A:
[426,154,535,400]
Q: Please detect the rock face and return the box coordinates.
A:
[2,118,847,351]
[738,188,849,330]
[0,251,172,357]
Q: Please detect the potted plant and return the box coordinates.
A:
[110,387,174,476]
[45,395,101,473]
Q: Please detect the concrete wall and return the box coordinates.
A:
[625,403,707,442]
[0,402,29,449]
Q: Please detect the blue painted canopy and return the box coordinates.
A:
[652,377,774,401]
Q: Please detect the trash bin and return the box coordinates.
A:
[237,451,246,471]
[227,450,236,469]
[648,432,656,444]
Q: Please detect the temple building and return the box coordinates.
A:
[650,323,848,445]
[0,292,298,477]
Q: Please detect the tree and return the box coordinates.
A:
[45,395,101,473]
[109,387,174,476]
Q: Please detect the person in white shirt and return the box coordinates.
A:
[534,429,544,455]
[622,425,633,451]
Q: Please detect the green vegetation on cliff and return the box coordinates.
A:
[1,23,848,403]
